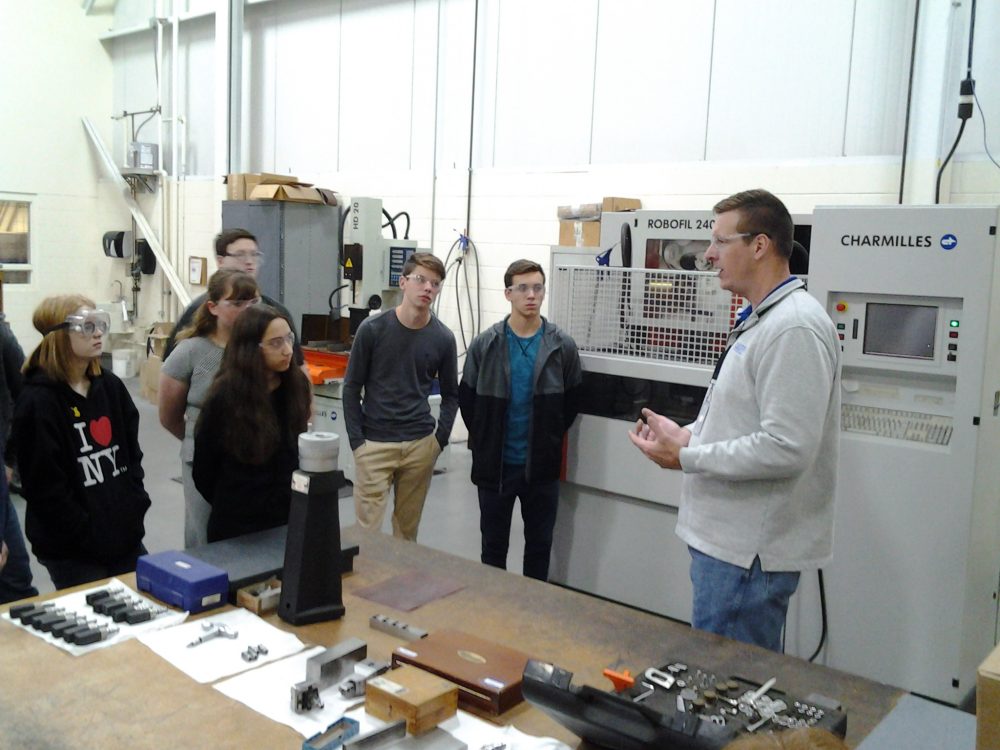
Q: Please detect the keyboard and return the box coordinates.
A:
[841,403,953,445]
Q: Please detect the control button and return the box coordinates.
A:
[948,343,957,351]
[949,331,959,338]
[947,353,957,362]
[836,323,845,330]
[838,333,844,340]
[835,303,848,313]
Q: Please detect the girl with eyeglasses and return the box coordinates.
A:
[192,304,311,542]
[159,269,260,547]
[10,295,151,589]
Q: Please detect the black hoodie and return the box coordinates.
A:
[10,367,150,563]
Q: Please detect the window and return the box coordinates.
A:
[0,200,31,284]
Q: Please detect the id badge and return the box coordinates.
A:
[690,380,715,437]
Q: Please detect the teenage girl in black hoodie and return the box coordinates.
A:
[11,295,150,589]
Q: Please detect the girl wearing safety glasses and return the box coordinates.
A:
[158,269,260,548]
[10,295,151,590]
[192,304,311,542]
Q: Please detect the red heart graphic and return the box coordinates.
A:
[89,417,113,447]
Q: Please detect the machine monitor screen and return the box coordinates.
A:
[863,303,937,360]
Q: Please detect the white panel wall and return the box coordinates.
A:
[487,0,597,167]
[843,0,916,157]
[591,0,714,164]
[706,0,854,160]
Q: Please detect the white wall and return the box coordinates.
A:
[11,0,1000,354]
[0,1,160,352]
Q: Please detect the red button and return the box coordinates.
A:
[949,331,959,338]
[835,303,848,313]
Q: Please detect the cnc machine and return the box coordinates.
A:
[548,204,1000,703]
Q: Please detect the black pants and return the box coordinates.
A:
[39,543,147,591]
[478,464,559,581]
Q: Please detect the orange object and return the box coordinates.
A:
[302,348,349,384]
[602,667,634,692]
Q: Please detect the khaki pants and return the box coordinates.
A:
[353,434,441,541]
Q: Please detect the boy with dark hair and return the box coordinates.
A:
[460,259,582,581]
[163,228,303,364]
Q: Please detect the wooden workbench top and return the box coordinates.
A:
[0,527,902,748]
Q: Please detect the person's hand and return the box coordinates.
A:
[627,408,690,470]
[0,541,8,572]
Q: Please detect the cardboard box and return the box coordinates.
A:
[248,182,324,204]
[602,196,641,212]
[366,665,458,735]
[978,643,1000,749]
[225,172,296,201]
[558,219,601,248]
[557,203,602,221]
[139,355,162,405]
[146,322,173,360]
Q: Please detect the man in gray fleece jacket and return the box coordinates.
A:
[629,189,840,652]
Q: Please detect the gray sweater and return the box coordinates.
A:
[343,309,458,451]
[676,279,840,571]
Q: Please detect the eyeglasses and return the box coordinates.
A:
[709,232,754,247]
[404,274,442,290]
[507,283,546,295]
[220,296,261,309]
[709,232,768,247]
[226,251,264,261]
[259,332,295,351]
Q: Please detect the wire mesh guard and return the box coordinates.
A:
[551,266,745,368]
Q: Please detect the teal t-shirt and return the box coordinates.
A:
[503,324,541,465]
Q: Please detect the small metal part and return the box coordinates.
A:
[632,682,655,703]
[369,613,428,641]
[61,620,99,641]
[9,602,53,619]
[676,694,685,713]
[187,621,238,647]
[35,612,73,632]
[292,638,367,713]
[26,607,67,628]
[337,658,390,698]
[85,588,115,605]
[303,716,361,750]
[242,646,260,662]
[750,677,777,703]
[703,689,717,703]
[342,720,405,750]
[644,667,676,690]
[71,624,119,646]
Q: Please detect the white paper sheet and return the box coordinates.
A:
[1,577,187,656]
[138,607,304,683]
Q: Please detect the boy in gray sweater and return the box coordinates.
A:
[343,253,458,541]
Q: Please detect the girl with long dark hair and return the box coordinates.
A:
[192,304,311,541]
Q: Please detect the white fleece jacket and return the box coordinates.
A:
[676,279,840,571]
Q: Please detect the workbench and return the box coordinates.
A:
[0,527,903,748]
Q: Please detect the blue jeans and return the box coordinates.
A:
[689,546,800,652]
[478,464,560,581]
[0,483,38,604]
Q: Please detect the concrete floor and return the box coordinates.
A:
[11,376,525,596]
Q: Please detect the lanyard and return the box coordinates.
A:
[710,278,797,381]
